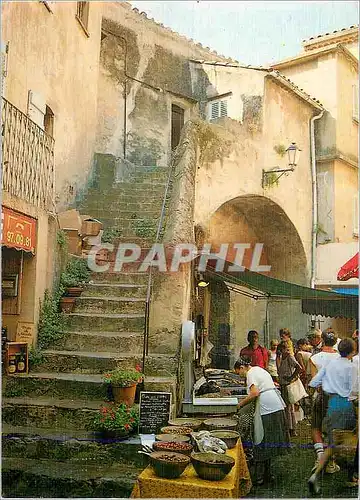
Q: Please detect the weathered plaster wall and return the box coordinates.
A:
[96,2,230,166]
[334,159,359,242]
[336,52,359,162]
[193,68,316,351]
[1,1,103,210]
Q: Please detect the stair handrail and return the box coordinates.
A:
[142,162,175,374]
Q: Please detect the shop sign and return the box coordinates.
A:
[1,207,36,254]
[16,322,35,345]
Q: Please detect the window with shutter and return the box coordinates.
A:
[353,194,359,237]
[208,98,229,121]
[353,84,359,122]
[27,91,46,129]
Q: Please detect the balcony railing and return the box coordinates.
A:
[2,98,55,210]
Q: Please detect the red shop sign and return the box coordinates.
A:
[1,207,37,254]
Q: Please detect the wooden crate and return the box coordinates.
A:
[5,342,29,375]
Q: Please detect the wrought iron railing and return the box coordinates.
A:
[2,98,55,210]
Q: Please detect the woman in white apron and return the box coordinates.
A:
[235,356,290,485]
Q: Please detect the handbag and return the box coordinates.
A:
[286,377,308,404]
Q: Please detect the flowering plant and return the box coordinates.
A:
[93,402,139,433]
[102,366,143,387]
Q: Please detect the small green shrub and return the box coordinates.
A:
[60,257,91,288]
[37,290,65,350]
[103,368,143,387]
[274,144,287,157]
[102,228,123,243]
[132,219,157,239]
[28,346,45,368]
[56,230,67,248]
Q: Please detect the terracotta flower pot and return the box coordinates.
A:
[112,384,137,406]
[66,287,83,297]
[60,297,75,313]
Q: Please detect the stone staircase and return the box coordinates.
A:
[2,161,178,497]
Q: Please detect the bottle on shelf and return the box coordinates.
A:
[17,350,26,373]
[8,355,17,374]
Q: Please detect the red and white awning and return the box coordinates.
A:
[337,253,359,281]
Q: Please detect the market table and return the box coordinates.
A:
[131,440,252,498]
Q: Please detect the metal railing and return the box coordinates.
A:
[2,98,55,210]
[142,162,175,374]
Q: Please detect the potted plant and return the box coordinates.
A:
[103,367,143,406]
[59,296,76,313]
[60,257,91,297]
[93,402,139,440]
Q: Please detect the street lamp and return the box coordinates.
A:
[262,142,301,188]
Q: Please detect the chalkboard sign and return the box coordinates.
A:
[139,392,172,434]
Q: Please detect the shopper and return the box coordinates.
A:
[240,330,268,369]
[235,356,289,485]
[308,331,341,474]
[308,338,358,495]
[308,329,323,355]
[277,341,307,436]
[267,339,279,383]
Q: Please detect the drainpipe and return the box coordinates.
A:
[310,109,325,289]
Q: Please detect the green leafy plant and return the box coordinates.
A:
[37,290,65,350]
[102,227,123,243]
[132,219,157,239]
[103,367,143,387]
[263,171,280,188]
[274,144,287,157]
[56,229,67,248]
[28,346,45,368]
[93,402,139,433]
[60,257,91,288]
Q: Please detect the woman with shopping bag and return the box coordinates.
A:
[234,357,290,485]
[277,341,308,436]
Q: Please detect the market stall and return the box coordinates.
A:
[131,439,251,498]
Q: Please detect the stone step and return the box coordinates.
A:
[90,272,149,285]
[54,331,144,354]
[3,372,177,400]
[2,397,103,430]
[88,209,161,221]
[55,330,175,355]
[31,350,177,377]
[98,217,159,231]
[2,424,145,466]
[3,372,108,401]
[2,457,140,497]
[73,296,146,314]
[84,283,147,298]
[79,201,164,215]
[65,312,145,332]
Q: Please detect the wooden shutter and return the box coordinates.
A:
[27,91,46,129]
[220,100,228,117]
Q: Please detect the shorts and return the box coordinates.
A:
[311,391,329,430]
[324,394,357,446]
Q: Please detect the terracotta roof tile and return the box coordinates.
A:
[302,25,358,43]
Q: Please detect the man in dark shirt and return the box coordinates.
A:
[240,330,268,369]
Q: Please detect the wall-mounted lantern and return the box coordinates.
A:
[262,142,301,188]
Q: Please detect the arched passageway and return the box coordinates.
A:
[197,194,309,368]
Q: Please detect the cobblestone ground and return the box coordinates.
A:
[247,420,358,498]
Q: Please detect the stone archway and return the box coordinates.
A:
[205,194,309,366]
